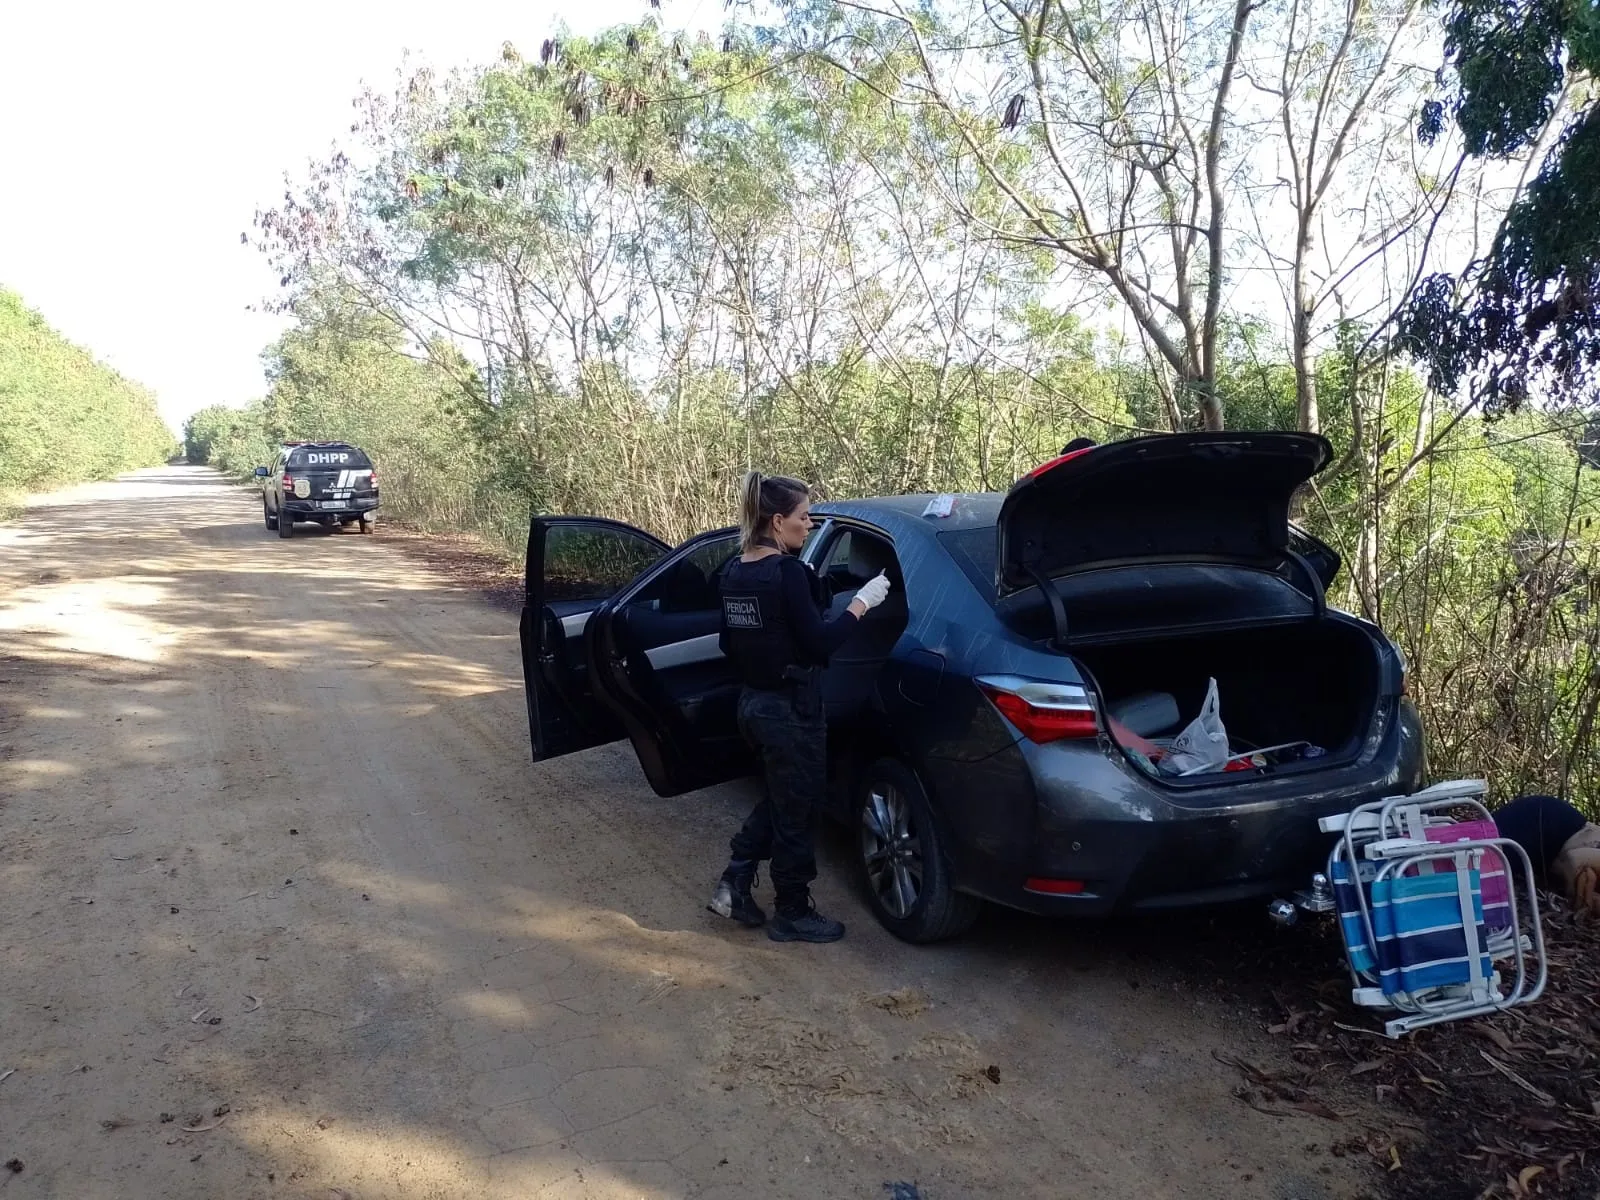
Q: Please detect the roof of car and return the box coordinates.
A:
[816,492,1003,533]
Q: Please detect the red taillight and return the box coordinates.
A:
[368,468,378,488]
[281,473,295,490]
[976,676,1098,743]
[1025,877,1086,895]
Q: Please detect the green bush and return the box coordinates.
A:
[0,287,174,494]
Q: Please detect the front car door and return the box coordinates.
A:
[585,528,749,796]
[521,517,670,761]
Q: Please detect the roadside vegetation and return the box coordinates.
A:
[0,286,174,512]
[188,3,1599,818]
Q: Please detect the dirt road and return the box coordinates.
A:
[0,468,1369,1200]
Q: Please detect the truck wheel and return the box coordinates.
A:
[855,757,981,943]
[359,514,377,535]
[277,508,293,538]
[263,500,277,531]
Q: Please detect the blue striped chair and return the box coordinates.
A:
[1335,860,1492,997]
[1323,781,1546,1038]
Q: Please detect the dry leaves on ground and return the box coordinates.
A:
[1237,900,1599,1199]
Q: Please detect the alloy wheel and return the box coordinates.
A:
[861,783,923,918]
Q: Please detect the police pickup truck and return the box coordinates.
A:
[256,441,380,537]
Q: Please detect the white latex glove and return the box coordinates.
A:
[853,571,891,612]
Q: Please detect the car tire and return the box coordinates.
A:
[277,507,293,538]
[264,500,277,531]
[359,514,376,535]
[855,757,981,943]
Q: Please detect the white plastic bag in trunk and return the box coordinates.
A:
[1159,678,1229,776]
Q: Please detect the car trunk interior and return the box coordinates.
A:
[1070,618,1381,780]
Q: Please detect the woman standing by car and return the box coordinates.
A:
[707,471,891,943]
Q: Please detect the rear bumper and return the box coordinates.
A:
[1008,797,1364,917]
[947,698,1426,918]
[282,496,379,517]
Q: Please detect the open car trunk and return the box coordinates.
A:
[991,432,1379,783]
[1072,618,1382,782]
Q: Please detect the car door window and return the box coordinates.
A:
[817,526,898,594]
[653,536,739,613]
[823,530,854,575]
[819,529,870,591]
[542,523,667,604]
[801,519,829,560]
[615,531,739,646]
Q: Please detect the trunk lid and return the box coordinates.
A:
[996,432,1333,600]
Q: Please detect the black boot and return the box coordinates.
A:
[707,859,766,928]
[767,895,845,943]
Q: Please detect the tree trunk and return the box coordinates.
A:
[1184,374,1225,431]
[1353,488,1381,623]
[1293,308,1319,435]
[1293,217,1319,434]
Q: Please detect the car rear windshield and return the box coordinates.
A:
[938,526,997,605]
[287,446,371,470]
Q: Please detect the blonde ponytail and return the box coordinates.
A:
[738,470,765,552]
[738,470,810,552]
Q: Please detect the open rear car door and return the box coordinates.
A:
[521,517,670,761]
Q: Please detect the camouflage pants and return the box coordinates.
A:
[729,684,825,912]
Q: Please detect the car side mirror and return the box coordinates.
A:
[254,466,269,477]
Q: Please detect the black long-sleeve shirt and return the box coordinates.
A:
[718,553,859,689]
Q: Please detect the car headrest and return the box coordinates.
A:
[657,558,710,613]
[848,535,891,581]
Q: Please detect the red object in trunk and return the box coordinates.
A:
[1107,716,1164,760]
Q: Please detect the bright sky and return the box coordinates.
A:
[0,0,722,433]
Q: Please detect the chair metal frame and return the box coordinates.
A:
[1319,779,1548,1038]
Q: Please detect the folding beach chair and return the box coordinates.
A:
[1320,780,1547,1038]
